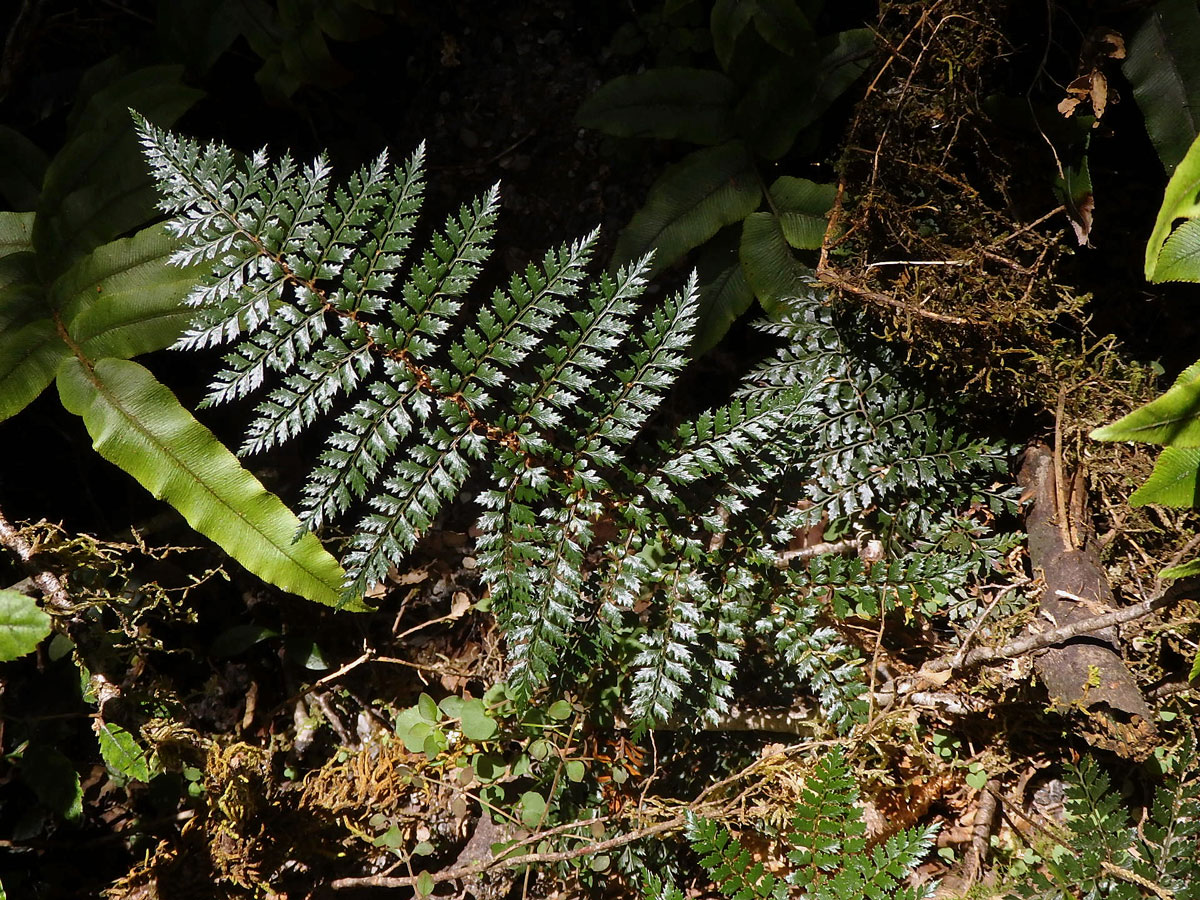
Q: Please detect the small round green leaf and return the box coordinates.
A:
[518,790,547,827]
[417,693,439,723]
[566,759,586,783]
[0,589,51,662]
[547,699,573,721]
[438,695,465,718]
[396,709,432,753]
[415,871,434,897]
[965,764,988,792]
[473,752,505,782]
[460,701,498,741]
[423,729,448,760]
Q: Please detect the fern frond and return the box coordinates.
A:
[661,388,810,490]
[642,871,686,900]
[685,813,789,900]
[501,496,598,698]
[343,410,487,595]
[508,255,651,435]
[299,361,427,530]
[580,271,699,464]
[137,117,335,349]
[756,598,866,734]
[628,550,714,727]
[374,186,500,361]
[1139,734,1200,899]
[787,747,936,899]
[144,121,1017,724]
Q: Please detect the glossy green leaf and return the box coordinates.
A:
[696,260,754,353]
[1123,0,1200,174]
[96,721,152,782]
[56,357,355,608]
[59,225,198,358]
[613,141,761,275]
[576,68,737,145]
[22,746,82,823]
[34,66,203,276]
[740,211,808,317]
[0,318,69,424]
[1090,358,1200,446]
[0,589,51,662]
[1145,132,1200,282]
[1129,447,1200,507]
[1152,217,1200,284]
[565,759,586,782]
[210,624,279,657]
[769,176,835,250]
[0,215,45,336]
[735,29,873,160]
[1054,150,1094,247]
[1161,555,1200,580]
[711,0,758,72]
[749,0,814,56]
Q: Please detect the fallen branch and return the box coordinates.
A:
[950,592,1175,670]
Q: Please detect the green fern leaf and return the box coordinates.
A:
[56,357,354,608]
[613,141,761,276]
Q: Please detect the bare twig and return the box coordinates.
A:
[950,580,1030,670]
[988,205,1066,247]
[864,259,969,269]
[0,509,71,614]
[962,779,999,884]
[774,539,859,568]
[815,269,978,326]
[935,591,1177,672]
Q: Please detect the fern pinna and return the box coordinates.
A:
[138,116,1008,727]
